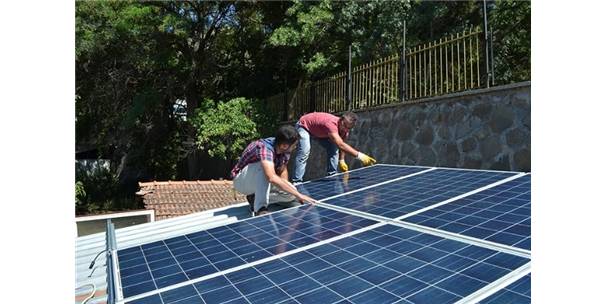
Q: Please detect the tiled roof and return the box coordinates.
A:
[137,180,246,220]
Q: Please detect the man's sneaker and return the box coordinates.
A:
[292,181,303,186]
[254,207,269,216]
[246,194,255,213]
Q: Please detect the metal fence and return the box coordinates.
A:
[407,28,483,99]
[267,27,487,121]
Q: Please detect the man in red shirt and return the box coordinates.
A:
[292,111,376,183]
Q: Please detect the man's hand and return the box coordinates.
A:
[338,160,349,172]
[357,152,377,167]
[296,194,317,205]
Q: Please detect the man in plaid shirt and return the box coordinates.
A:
[232,125,317,216]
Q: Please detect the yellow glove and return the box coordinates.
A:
[357,152,377,167]
[338,160,349,172]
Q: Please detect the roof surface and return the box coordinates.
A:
[137,180,246,220]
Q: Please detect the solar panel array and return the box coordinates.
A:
[320,168,518,219]
[403,175,531,250]
[296,165,429,200]
[127,225,529,304]
[113,165,531,304]
[118,205,378,297]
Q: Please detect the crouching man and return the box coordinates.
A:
[231,125,317,216]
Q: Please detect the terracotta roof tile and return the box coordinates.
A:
[137,180,246,220]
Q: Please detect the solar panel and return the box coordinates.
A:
[296,164,430,200]
[125,224,530,304]
[110,165,531,304]
[403,175,531,250]
[319,168,520,219]
[479,274,531,304]
[117,205,379,298]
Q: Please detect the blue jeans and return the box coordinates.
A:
[293,124,339,182]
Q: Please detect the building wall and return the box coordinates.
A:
[290,82,530,180]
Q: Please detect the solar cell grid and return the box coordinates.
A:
[322,168,518,219]
[126,224,529,304]
[295,165,429,200]
[479,274,531,304]
[403,175,531,250]
[117,205,379,298]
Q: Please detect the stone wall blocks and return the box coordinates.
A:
[505,128,529,148]
[471,102,492,118]
[437,125,452,140]
[462,154,483,169]
[415,124,435,146]
[395,122,415,140]
[299,83,530,177]
[479,135,502,160]
[513,148,531,172]
[460,137,478,153]
[489,104,515,133]
[455,120,473,139]
[412,146,437,166]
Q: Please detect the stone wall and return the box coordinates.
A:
[289,82,530,180]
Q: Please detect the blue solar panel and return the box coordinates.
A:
[403,175,530,250]
[126,224,529,304]
[296,165,429,200]
[117,205,378,298]
[321,168,518,219]
[479,274,531,304]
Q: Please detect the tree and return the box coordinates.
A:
[190,97,277,165]
[75,1,530,212]
[268,0,412,81]
[489,0,531,84]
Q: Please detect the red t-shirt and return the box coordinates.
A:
[298,112,349,139]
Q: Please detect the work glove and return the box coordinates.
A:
[357,152,377,167]
[338,160,349,172]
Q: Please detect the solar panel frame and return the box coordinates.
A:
[296,164,433,200]
[317,168,523,220]
[402,174,531,251]
[478,274,530,304]
[124,224,530,304]
[111,165,532,304]
[116,205,380,299]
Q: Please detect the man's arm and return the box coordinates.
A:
[277,165,289,180]
[260,160,315,204]
[327,132,358,158]
[328,132,377,167]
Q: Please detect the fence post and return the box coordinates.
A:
[282,75,288,121]
[482,0,491,88]
[310,83,316,113]
[399,21,407,102]
[490,26,495,86]
[347,45,352,111]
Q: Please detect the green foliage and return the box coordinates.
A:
[75,181,86,207]
[269,0,412,78]
[75,161,140,214]
[490,0,531,84]
[191,97,273,161]
[75,0,529,214]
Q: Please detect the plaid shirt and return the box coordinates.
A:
[230,137,290,178]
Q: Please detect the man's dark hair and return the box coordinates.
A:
[275,125,300,145]
[341,111,358,125]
